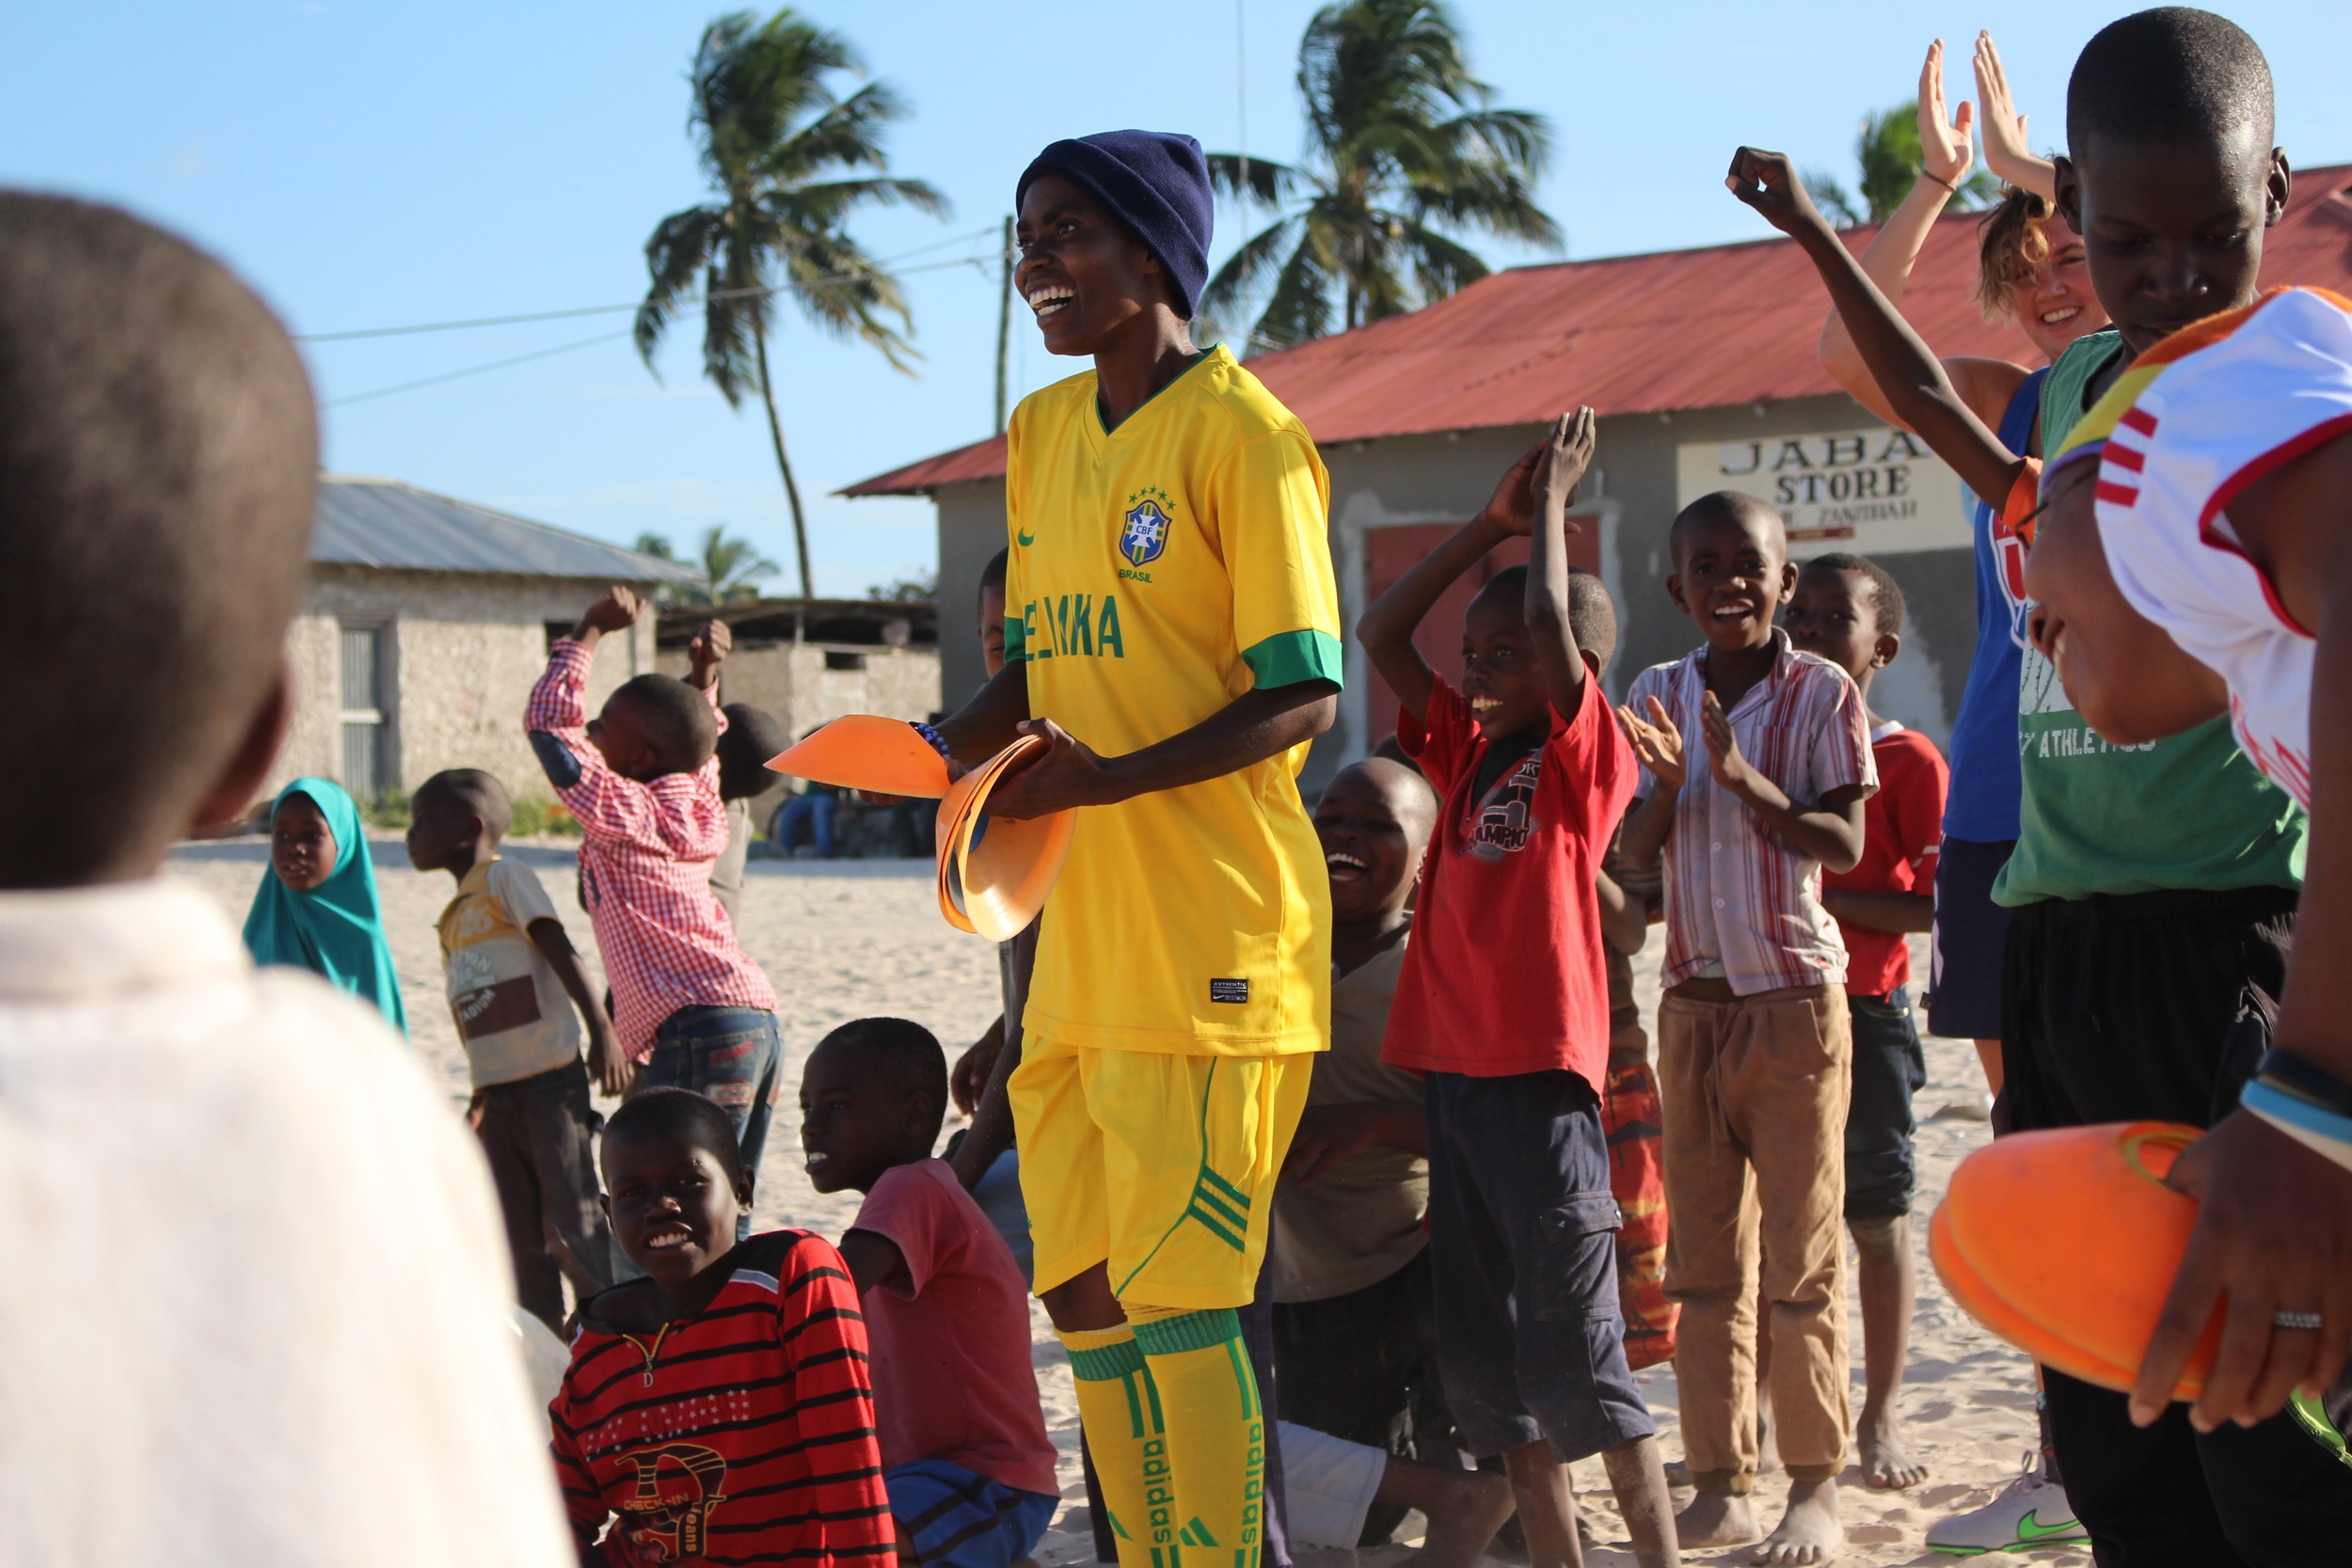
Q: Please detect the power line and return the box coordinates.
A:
[295,228,1007,343]
[323,328,633,408]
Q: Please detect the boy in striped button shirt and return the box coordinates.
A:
[1616,492,1875,1563]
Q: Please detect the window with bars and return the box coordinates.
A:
[339,624,389,800]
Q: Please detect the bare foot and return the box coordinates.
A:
[1413,1467,1518,1568]
[1857,1403,1928,1490]
[1676,1489,1761,1547]
[1662,1458,1692,1489]
[1752,1478,1842,1565]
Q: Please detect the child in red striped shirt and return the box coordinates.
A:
[551,1088,892,1568]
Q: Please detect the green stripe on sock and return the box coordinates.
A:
[1224,1338,1259,1420]
[1066,1337,1148,1383]
[1131,1307,1243,1359]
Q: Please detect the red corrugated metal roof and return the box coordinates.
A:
[846,165,2352,496]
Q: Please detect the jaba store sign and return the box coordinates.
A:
[1675,426,1971,556]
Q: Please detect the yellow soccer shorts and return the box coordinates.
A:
[1009,1032,1309,1310]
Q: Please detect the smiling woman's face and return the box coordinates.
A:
[2010,228,2109,362]
[270,795,336,892]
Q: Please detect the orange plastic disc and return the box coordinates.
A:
[933,736,1074,942]
[1931,1121,2219,1399]
[768,716,950,799]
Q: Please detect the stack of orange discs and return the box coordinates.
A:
[934,735,1074,942]
[765,715,952,799]
[1931,1120,2221,1400]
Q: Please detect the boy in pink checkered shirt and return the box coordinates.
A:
[1615,492,1876,1562]
[526,587,781,1229]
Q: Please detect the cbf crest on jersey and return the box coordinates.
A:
[1120,486,1173,569]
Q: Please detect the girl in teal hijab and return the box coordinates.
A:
[242,778,409,1037]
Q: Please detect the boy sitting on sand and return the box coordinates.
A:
[527,590,783,1201]
[1782,555,1947,1494]
[1616,490,1874,1564]
[799,1018,1061,1568]
[553,1088,893,1567]
[1359,410,1677,1568]
[407,767,616,1331]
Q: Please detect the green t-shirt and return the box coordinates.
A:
[1993,329,2306,906]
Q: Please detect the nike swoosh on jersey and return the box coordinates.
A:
[1016,528,1036,546]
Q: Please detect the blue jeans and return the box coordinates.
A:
[777,793,835,857]
[644,1006,781,1242]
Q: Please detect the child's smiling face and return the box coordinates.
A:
[1459,587,1550,749]
[798,1042,934,1196]
[1667,505,1794,652]
[602,1129,749,1289]
[1312,765,1426,926]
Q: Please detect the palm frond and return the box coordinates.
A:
[1200,214,1306,328]
[1204,151,1314,209]
[635,203,728,369]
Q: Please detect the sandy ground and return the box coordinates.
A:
[165,840,2076,1568]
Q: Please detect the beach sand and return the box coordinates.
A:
[166,841,2078,1568]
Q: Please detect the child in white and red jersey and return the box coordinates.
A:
[1785,552,1947,1497]
[526,587,781,1223]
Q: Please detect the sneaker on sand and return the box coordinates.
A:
[1927,1452,2090,1555]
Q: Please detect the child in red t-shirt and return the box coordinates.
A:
[1357,411,1675,1568]
[799,1018,1061,1568]
[552,1089,893,1568]
[1785,552,1947,1495]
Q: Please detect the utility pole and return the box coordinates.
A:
[993,214,1014,435]
[1237,0,1248,195]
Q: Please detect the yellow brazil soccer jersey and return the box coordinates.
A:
[1004,345,1341,1056]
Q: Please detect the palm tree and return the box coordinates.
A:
[1200,0,1559,355]
[635,9,947,602]
[1807,102,2000,227]
[632,525,780,604]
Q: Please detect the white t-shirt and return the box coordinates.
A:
[0,879,572,1568]
[436,856,581,1088]
[2077,287,2352,811]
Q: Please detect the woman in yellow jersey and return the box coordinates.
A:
[932,131,1343,1568]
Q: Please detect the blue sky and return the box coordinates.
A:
[6,1,2346,598]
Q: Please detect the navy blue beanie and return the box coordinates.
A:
[1017,131,1214,319]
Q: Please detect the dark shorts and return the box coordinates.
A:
[1844,988,1925,1221]
[885,1460,1057,1568]
[2003,884,2352,1559]
[474,1058,612,1329]
[1423,1069,1656,1462]
[1928,836,2014,1040]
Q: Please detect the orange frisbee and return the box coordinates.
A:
[767,715,951,799]
[933,736,1074,942]
[1931,1121,2220,1400]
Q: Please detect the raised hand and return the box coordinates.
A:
[1972,31,2040,194]
[1534,407,1597,532]
[576,585,644,638]
[1726,147,1825,238]
[1473,434,1548,537]
[686,618,732,689]
[1918,38,1977,193]
[1617,695,1688,793]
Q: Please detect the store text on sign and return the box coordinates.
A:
[1675,426,1971,557]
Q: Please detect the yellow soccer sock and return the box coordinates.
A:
[1128,1307,1265,1568]
[1057,1324,1168,1568]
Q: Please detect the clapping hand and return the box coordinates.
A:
[687,618,732,689]
[1616,696,1689,792]
[1697,689,1761,795]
